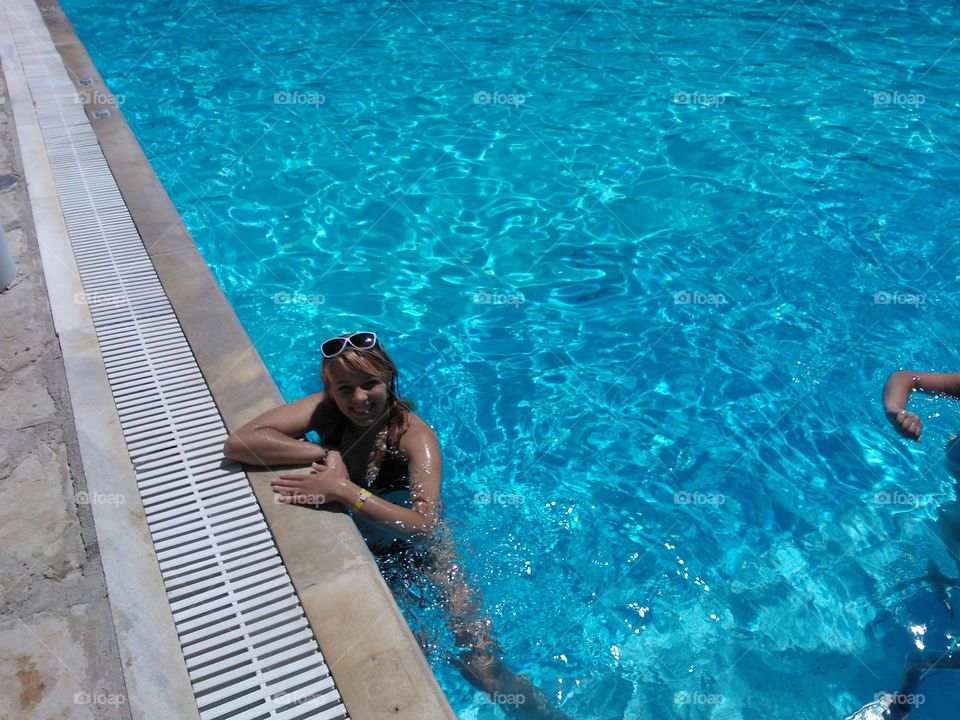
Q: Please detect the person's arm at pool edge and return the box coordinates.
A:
[883,371,960,441]
[223,392,329,466]
[272,416,442,539]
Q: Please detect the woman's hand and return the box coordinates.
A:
[271,450,352,505]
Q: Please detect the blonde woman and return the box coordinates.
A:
[224,332,569,720]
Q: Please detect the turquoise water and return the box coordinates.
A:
[60,0,960,717]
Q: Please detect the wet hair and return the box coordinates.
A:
[311,338,414,447]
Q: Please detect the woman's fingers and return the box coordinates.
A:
[324,450,344,469]
[276,493,318,504]
[272,487,323,505]
[271,474,328,505]
[896,411,922,441]
[271,476,307,497]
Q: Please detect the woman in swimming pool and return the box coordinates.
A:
[223,331,570,720]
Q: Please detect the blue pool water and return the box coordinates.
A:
[60,0,960,717]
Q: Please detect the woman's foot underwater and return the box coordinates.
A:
[455,648,572,720]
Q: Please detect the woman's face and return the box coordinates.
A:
[327,364,390,428]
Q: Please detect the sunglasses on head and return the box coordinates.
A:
[321,331,379,358]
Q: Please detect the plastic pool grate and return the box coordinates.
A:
[6,1,350,718]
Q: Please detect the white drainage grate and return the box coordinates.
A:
[7,1,349,718]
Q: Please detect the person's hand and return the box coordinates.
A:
[271,450,352,504]
[888,408,923,442]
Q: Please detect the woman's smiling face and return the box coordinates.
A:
[327,365,389,428]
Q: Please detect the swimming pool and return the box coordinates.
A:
[60,0,960,716]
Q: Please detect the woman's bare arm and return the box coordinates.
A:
[883,371,960,441]
[350,417,442,537]
[223,392,329,466]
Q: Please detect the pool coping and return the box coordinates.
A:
[29,1,457,718]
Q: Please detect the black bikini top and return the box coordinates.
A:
[361,427,410,493]
[312,408,411,493]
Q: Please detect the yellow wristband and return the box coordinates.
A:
[352,488,372,513]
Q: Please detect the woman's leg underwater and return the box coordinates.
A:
[424,529,572,720]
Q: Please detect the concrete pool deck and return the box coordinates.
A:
[0,53,133,720]
[0,0,456,718]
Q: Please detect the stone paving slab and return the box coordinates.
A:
[0,607,128,720]
[0,47,131,720]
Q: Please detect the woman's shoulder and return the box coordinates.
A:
[398,412,439,450]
